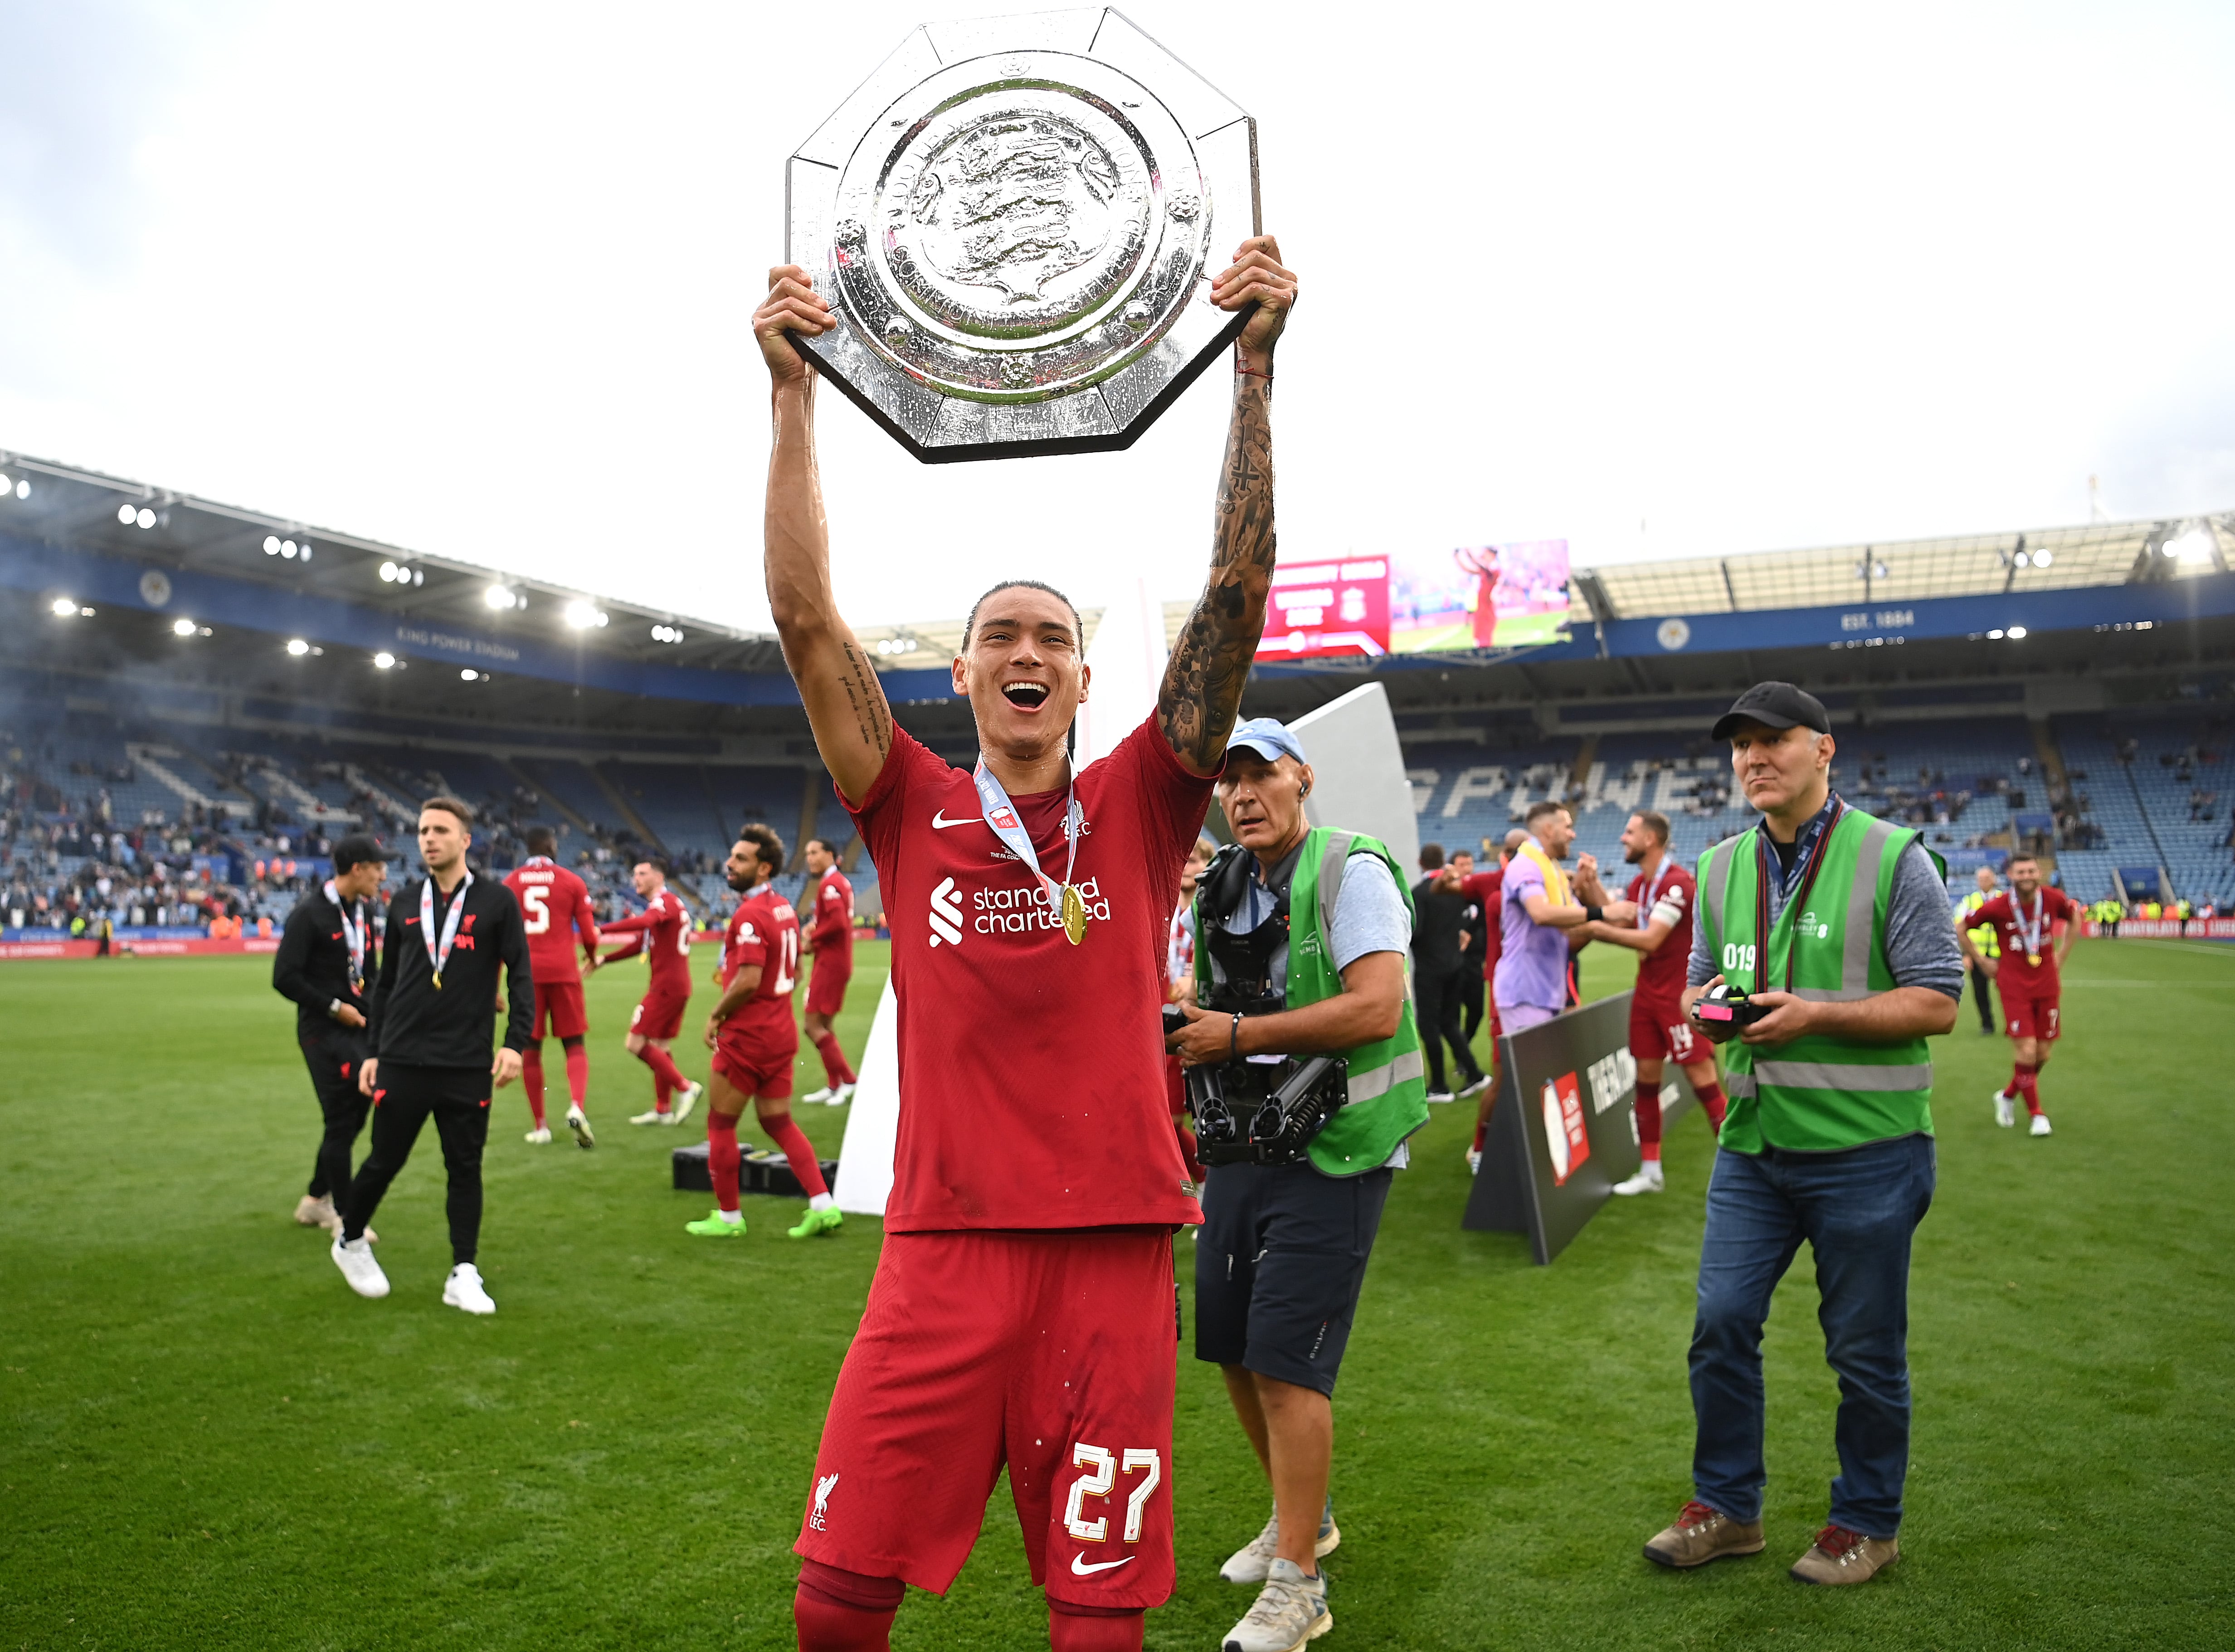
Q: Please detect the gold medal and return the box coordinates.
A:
[1061,883,1088,946]
[2026,952,2040,968]
[432,972,443,990]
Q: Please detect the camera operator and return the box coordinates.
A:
[1166,718,1429,1652]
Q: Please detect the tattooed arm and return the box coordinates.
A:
[1159,236,1299,777]
[755,265,893,804]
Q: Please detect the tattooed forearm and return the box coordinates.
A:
[838,641,893,759]
[1160,373,1275,772]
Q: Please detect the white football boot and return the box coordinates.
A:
[831,1081,856,1105]
[566,1106,595,1149]
[330,1233,390,1299]
[524,1126,552,1144]
[672,1081,702,1126]
[2030,1113,2053,1137]
[443,1263,496,1315]
[1993,1088,2016,1128]
[802,1085,837,1105]
[630,1108,676,1126]
[1611,1160,1665,1196]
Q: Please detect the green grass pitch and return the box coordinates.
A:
[4,937,2231,1649]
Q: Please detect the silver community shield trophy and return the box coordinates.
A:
[786,8,1259,463]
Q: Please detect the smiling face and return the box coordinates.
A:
[2009,856,2041,899]
[1216,752,1315,866]
[953,585,1089,769]
[1529,807,1575,860]
[1620,812,1665,865]
[1727,719,1834,820]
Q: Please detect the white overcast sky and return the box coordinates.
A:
[3,0,2231,632]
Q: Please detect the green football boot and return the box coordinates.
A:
[685,1210,747,1238]
[787,1205,844,1240]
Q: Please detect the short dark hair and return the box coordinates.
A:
[524,825,556,856]
[1633,809,1671,845]
[420,795,474,827]
[963,579,1082,649]
[331,834,386,873]
[806,836,842,859]
[1419,843,1446,870]
[638,855,671,877]
[739,823,785,873]
[1524,799,1569,828]
[2008,853,2039,868]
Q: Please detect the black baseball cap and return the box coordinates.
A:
[1711,681,1831,741]
[331,834,389,873]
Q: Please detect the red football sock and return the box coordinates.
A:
[707,1112,742,1212]
[563,1040,589,1106]
[813,1030,857,1087]
[1634,1083,1662,1161]
[1048,1602,1144,1651]
[795,1563,901,1652]
[765,1112,829,1199]
[636,1043,686,1110]
[520,1046,546,1127]
[1695,1081,1729,1132]
[2014,1063,2041,1116]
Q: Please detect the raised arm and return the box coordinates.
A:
[754,266,893,804]
[1159,237,1298,776]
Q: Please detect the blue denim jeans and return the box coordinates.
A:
[1689,1132,1936,1536]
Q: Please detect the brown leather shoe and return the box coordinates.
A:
[1790,1524,1899,1584]
[1643,1500,1766,1568]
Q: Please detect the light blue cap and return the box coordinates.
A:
[1226,717,1308,765]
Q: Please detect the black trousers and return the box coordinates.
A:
[1413,966,1483,1093]
[1967,963,1996,1031]
[342,1063,492,1264]
[300,1026,371,1201]
[1458,971,1487,1044]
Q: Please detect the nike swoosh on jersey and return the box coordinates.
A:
[931,810,978,830]
[1069,1554,1135,1576]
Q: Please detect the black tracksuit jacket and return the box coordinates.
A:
[272,884,377,1040]
[366,871,534,1067]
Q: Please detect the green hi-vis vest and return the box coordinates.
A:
[1955,888,1999,958]
[1196,828,1431,1176]
[1698,810,1943,1154]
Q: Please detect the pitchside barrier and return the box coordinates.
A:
[1461,990,1699,1264]
[671,1141,840,1200]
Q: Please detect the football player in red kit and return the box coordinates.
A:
[799,836,858,1106]
[755,232,1292,1652]
[1582,810,1730,1194]
[503,826,601,1147]
[1456,831,1524,1174]
[687,825,842,1240]
[589,856,703,1127]
[1956,854,2075,1137]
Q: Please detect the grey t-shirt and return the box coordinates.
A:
[1686,832,1965,1000]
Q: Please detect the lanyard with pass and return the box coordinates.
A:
[1753,799,1843,994]
[420,870,472,988]
[325,879,367,993]
[972,760,1087,944]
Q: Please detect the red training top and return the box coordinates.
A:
[1974,886,2078,992]
[602,885,693,995]
[503,856,599,983]
[719,882,802,1054]
[808,865,854,966]
[1624,860,1698,1006]
[1458,870,1503,982]
[846,714,1212,1232]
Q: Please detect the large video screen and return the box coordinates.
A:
[1258,540,1571,662]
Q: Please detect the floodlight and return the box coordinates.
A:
[172,617,197,636]
[80,606,94,617]
[2013,550,2031,568]
[379,561,398,581]
[282,540,298,559]
[264,535,282,554]
[0,473,10,493]
[136,507,156,529]
[286,638,310,656]
[2168,525,2215,564]
[1987,629,2004,640]
[117,504,136,525]
[51,597,76,616]
[563,599,604,630]
[2035,549,2054,568]
[484,585,514,610]
[2007,626,2028,639]
[12,480,24,499]
[460,668,479,680]
[374,652,396,669]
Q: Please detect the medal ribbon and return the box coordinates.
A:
[419,869,472,988]
[325,879,367,993]
[1637,857,1672,929]
[2016,889,2046,963]
[971,761,1082,938]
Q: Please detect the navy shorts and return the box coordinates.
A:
[1194,1159,1393,1396]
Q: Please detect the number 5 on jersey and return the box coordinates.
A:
[1064,1444,1160,1543]
[521,885,550,934]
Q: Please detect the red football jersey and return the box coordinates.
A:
[721,882,803,1041]
[1624,860,1698,1004]
[808,866,854,964]
[846,714,1212,1232]
[503,857,599,981]
[1458,870,1503,981]
[603,885,693,994]
[1976,886,2077,989]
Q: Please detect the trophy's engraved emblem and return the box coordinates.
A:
[906,115,1131,302]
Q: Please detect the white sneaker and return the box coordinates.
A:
[295,1192,336,1227]
[831,1082,856,1105]
[566,1106,595,1150]
[1425,1089,1455,1104]
[1221,1501,1341,1585]
[442,1263,496,1315]
[1223,1557,1330,1652]
[802,1085,836,1105]
[524,1126,552,1144]
[1993,1088,2016,1128]
[2030,1113,2053,1137]
[672,1082,701,1126]
[630,1108,676,1126]
[1466,1147,1482,1176]
[330,1233,390,1299]
[1611,1161,1665,1195]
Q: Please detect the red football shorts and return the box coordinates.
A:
[2001,983,2061,1043]
[796,1227,1177,1608]
[531,981,588,1041]
[630,986,687,1042]
[806,955,852,1016]
[713,1028,797,1099]
[1629,993,1699,1066]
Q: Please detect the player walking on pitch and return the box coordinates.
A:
[687,826,840,1239]
[589,856,703,1126]
[755,233,1294,1652]
[1583,810,1731,1194]
[1955,853,2074,1136]
[799,835,858,1106]
[503,826,600,1147]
